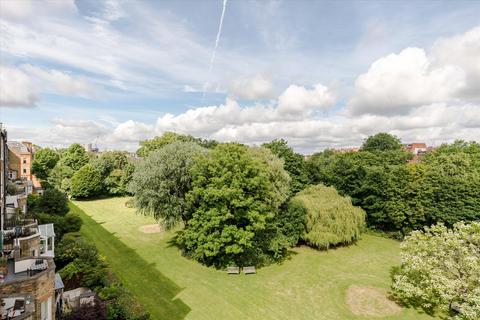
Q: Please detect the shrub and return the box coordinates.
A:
[293,184,365,249]
[70,164,104,198]
[33,188,69,216]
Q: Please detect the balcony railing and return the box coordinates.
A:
[3,217,36,230]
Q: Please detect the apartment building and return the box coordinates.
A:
[1,124,57,320]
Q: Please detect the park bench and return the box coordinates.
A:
[227,266,240,274]
[243,266,256,274]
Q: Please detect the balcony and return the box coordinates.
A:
[0,294,35,320]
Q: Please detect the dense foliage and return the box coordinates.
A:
[70,164,104,198]
[291,184,365,249]
[361,132,403,152]
[45,144,134,198]
[136,132,217,157]
[31,148,60,180]
[176,143,291,267]
[307,136,480,234]
[56,233,108,289]
[262,138,309,194]
[129,142,207,229]
[29,188,69,215]
[392,222,480,320]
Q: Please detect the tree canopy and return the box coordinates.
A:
[361,132,403,152]
[129,142,207,229]
[176,143,291,267]
[70,164,104,198]
[392,222,480,320]
[136,132,217,157]
[31,148,60,180]
[262,138,309,194]
[292,184,365,249]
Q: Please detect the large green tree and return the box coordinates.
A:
[31,148,60,180]
[292,184,365,249]
[129,142,207,229]
[392,222,480,320]
[262,139,309,194]
[70,164,104,198]
[361,132,403,152]
[47,143,89,192]
[31,188,69,216]
[176,143,290,267]
[136,132,217,157]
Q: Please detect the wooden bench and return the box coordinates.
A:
[243,266,256,274]
[227,266,240,274]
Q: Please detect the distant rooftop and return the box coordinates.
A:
[7,141,30,154]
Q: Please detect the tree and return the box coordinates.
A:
[32,188,69,216]
[392,222,480,320]
[176,143,291,267]
[361,132,403,152]
[47,162,75,192]
[136,132,217,158]
[129,142,207,229]
[262,139,309,194]
[61,143,90,171]
[91,151,133,196]
[57,234,107,289]
[70,164,104,198]
[31,148,60,180]
[293,184,365,249]
[416,153,480,226]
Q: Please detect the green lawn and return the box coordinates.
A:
[72,197,435,320]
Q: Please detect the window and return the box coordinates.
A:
[40,240,46,254]
[47,237,53,251]
[23,158,27,164]
[41,297,52,320]
[23,168,27,174]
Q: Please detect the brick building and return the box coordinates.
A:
[1,124,57,320]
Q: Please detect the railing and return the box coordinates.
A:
[3,217,36,230]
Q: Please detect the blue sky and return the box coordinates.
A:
[1,0,479,152]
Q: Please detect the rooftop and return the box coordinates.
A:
[7,141,30,154]
[38,224,55,238]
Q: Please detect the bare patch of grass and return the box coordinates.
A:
[346,285,402,317]
[139,224,163,234]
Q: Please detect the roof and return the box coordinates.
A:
[55,273,64,290]
[38,223,55,237]
[7,141,30,154]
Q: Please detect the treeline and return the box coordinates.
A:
[129,133,365,268]
[32,144,135,198]
[307,134,480,236]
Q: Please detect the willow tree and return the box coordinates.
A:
[292,184,365,249]
[128,142,207,229]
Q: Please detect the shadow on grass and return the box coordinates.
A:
[71,202,191,320]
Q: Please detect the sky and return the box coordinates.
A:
[0,0,479,154]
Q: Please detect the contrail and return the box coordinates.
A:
[202,0,228,103]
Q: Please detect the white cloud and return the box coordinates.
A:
[347,26,480,116]
[277,84,335,115]
[0,0,77,20]
[0,65,38,107]
[229,74,274,100]
[347,47,466,115]
[21,64,99,98]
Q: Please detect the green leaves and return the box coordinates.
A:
[176,143,291,267]
[392,222,480,320]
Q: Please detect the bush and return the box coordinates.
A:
[293,184,365,249]
[37,213,82,241]
[33,188,69,216]
[70,164,104,198]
